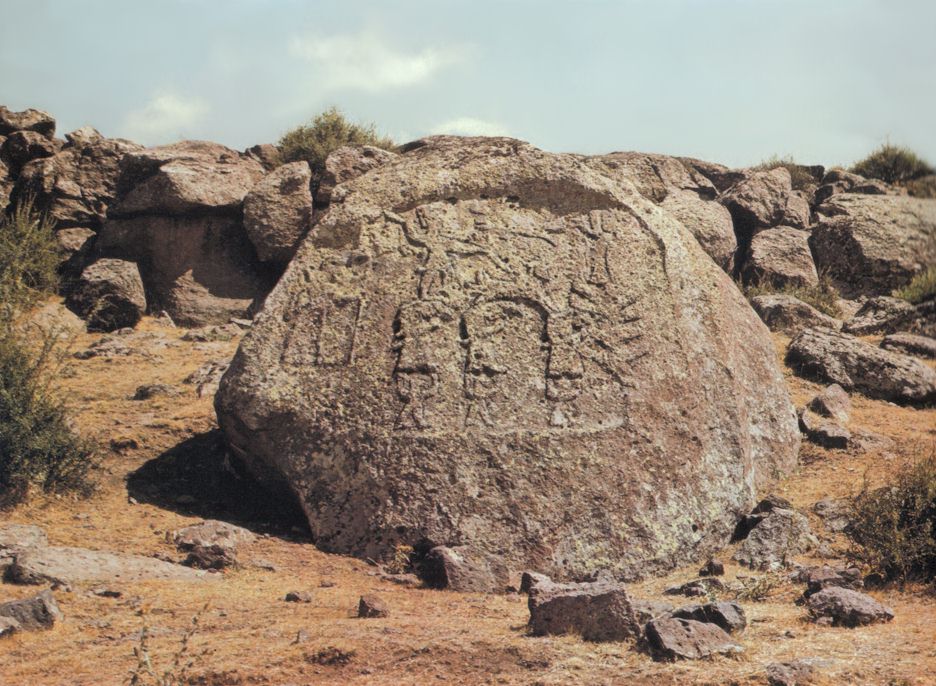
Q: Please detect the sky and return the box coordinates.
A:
[2,0,934,168]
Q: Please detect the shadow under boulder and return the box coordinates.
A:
[126,429,307,538]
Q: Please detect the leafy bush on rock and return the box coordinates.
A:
[850,143,934,185]
[277,107,395,193]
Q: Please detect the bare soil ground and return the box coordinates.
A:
[1,308,934,686]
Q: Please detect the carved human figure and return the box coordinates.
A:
[461,301,512,427]
[392,300,458,429]
[545,310,586,402]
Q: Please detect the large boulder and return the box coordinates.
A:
[587,152,736,270]
[65,258,146,331]
[0,106,55,139]
[114,140,265,215]
[0,590,62,631]
[811,194,936,297]
[215,136,800,587]
[243,160,313,264]
[881,332,936,359]
[750,294,841,336]
[740,226,818,288]
[787,327,936,405]
[13,128,142,229]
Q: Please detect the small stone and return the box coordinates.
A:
[0,616,21,638]
[0,590,63,631]
[284,591,312,603]
[669,600,747,634]
[91,588,122,598]
[698,558,725,577]
[131,384,179,401]
[357,595,389,618]
[766,660,818,686]
[663,577,725,597]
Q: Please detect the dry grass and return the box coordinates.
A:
[0,313,934,685]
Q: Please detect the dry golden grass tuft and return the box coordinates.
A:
[0,311,933,685]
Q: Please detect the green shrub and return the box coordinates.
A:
[744,273,842,318]
[753,155,817,191]
[0,197,60,319]
[0,198,94,507]
[850,144,935,185]
[277,107,395,193]
[893,267,936,304]
[848,450,936,585]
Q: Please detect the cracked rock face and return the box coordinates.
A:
[216,136,799,588]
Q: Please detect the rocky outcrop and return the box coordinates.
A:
[750,294,842,336]
[787,327,936,405]
[216,135,800,587]
[13,128,141,230]
[0,130,61,175]
[811,194,936,296]
[0,106,55,139]
[881,332,936,359]
[527,577,639,641]
[740,226,818,288]
[243,160,313,264]
[94,141,275,326]
[588,152,736,270]
[65,258,146,332]
[806,587,894,627]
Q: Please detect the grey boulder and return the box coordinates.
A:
[740,226,818,289]
[733,507,817,570]
[243,160,313,264]
[645,617,743,660]
[65,258,146,332]
[806,587,894,627]
[527,577,639,641]
[0,590,62,631]
[216,135,800,588]
[880,332,936,359]
[787,327,936,405]
[750,294,842,336]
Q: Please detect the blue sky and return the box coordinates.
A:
[2,0,934,167]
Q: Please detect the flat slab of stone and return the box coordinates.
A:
[787,327,936,405]
[645,616,743,660]
[750,294,841,336]
[7,546,210,585]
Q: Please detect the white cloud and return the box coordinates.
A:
[289,30,464,92]
[430,117,509,137]
[123,92,209,142]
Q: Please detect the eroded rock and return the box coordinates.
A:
[243,160,313,264]
[528,577,639,641]
[669,600,746,634]
[65,258,146,332]
[881,332,936,359]
[733,508,817,570]
[740,226,818,289]
[750,294,842,336]
[806,587,894,627]
[0,591,62,631]
[787,327,936,405]
[645,617,742,660]
[811,194,936,296]
[216,136,800,587]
